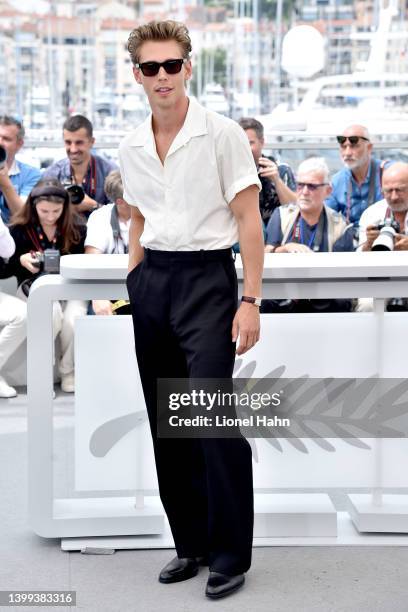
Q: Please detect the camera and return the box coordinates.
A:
[371,218,400,251]
[0,145,7,170]
[61,179,85,205]
[32,249,61,273]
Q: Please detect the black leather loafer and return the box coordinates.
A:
[205,571,245,599]
[158,556,199,584]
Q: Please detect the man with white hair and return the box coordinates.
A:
[325,124,392,226]
[357,161,408,312]
[265,157,353,254]
[264,157,353,312]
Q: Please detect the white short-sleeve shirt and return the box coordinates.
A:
[85,203,130,254]
[118,96,261,251]
[358,199,408,251]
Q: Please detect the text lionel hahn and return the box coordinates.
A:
[168,415,291,427]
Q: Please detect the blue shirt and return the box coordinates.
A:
[325,158,392,226]
[265,207,354,252]
[0,160,41,223]
[42,154,117,211]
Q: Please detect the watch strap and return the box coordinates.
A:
[241,295,262,307]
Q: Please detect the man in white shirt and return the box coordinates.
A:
[85,170,131,315]
[119,20,264,600]
[0,216,26,397]
[357,161,408,311]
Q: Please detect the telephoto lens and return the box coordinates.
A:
[371,219,400,251]
[66,184,85,205]
[0,145,7,170]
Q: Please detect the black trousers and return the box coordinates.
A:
[126,248,254,575]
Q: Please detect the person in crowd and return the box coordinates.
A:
[7,178,87,392]
[42,115,117,218]
[357,161,408,312]
[238,116,296,228]
[0,216,26,398]
[264,156,354,313]
[325,124,392,226]
[0,115,41,223]
[120,20,263,600]
[85,170,131,316]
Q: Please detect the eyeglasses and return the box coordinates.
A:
[336,135,370,146]
[296,182,328,192]
[136,58,187,77]
[382,186,408,196]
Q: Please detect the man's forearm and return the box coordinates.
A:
[128,212,145,271]
[0,178,25,215]
[237,212,264,296]
[272,178,296,205]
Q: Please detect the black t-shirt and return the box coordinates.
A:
[258,155,297,226]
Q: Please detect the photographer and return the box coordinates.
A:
[357,162,408,311]
[85,170,131,316]
[0,115,41,223]
[264,157,354,313]
[7,178,87,392]
[42,115,117,218]
[238,117,296,227]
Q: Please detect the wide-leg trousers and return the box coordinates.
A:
[126,248,254,576]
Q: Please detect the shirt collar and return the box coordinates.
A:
[8,158,20,176]
[129,97,208,158]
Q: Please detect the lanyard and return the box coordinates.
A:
[291,214,322,250]
[26,224,58,252]
[71,156,97,199]
[300,218,317,248]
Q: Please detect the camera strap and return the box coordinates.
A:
[110,205,128,254]
[25,224,59,252]
[290,210,325,251]
[70,156,97,199]
[345,159,384,223]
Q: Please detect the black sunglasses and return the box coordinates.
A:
[336,135,370,146]
[296,182,327,192]
[136,58,187,77]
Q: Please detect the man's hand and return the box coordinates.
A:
[232,302,260,356]
[275,242,312,253]
[76,193,98,213]
[394,233,408,250]
[20,252,39,274]
[258,157,279,183]
[0,164,11,187]
[92,300,113,316]
[362,225,380,251]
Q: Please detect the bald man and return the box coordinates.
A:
[358,162,408,251]
[325,124,393,226]
[357,162,408,312]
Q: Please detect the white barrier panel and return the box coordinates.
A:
[74,312,408,492]
[28,254,408,538]
[75,317,158,492]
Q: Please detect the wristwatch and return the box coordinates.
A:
[241,295,262,307]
